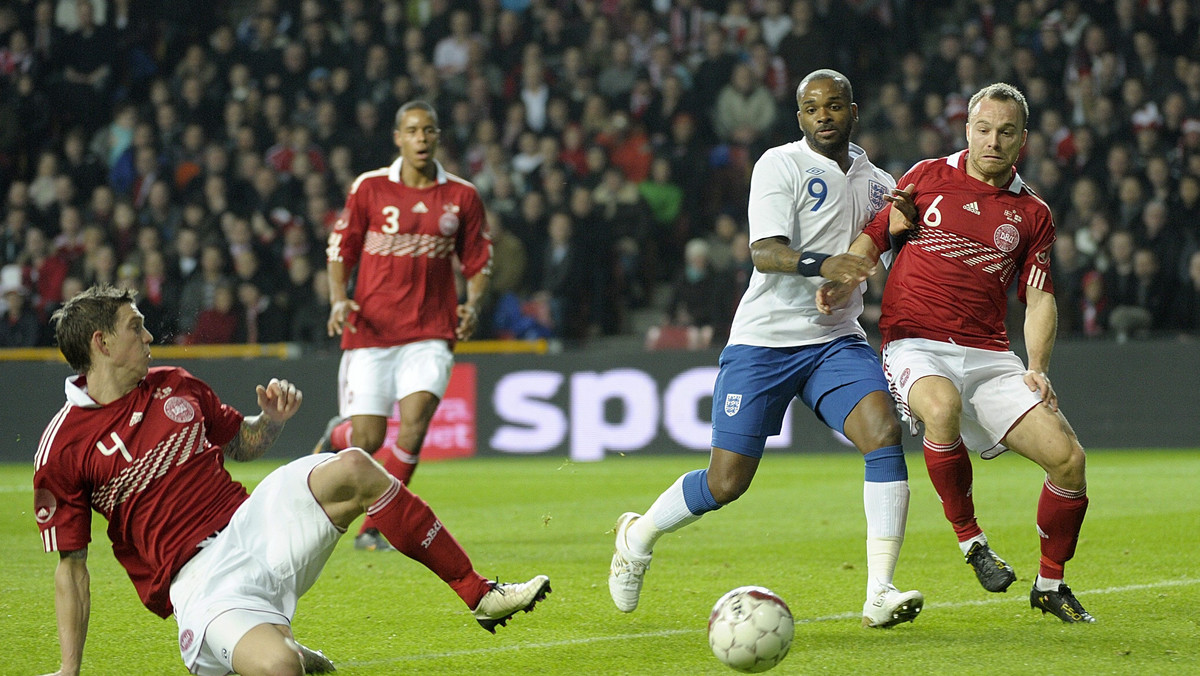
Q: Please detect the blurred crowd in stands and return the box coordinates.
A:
[1,0,1199,351]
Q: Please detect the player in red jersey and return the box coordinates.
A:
[34,286,548,676]
[324,100,492,550]
[818,83,1094,623]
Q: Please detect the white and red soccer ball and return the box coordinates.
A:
[708,585,795,673]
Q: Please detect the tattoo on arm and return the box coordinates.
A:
[749,237,800,274]
[224,414,285,462]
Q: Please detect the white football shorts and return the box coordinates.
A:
[171,454,343,675]
[338,340,454,417]
[881,337,1042,458]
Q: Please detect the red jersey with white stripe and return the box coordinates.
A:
[327,158,492,350]
[864,150,1056,351]
[33,367,246,618]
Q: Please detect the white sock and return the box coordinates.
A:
[390,447,418,464]
[864,480,909,596]
[958,533,987,556]
[1035,575,1063,592]
[627,474,702,554]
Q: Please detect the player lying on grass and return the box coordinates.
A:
[33,285,550,676]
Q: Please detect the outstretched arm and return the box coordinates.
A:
[1023,285,1059,412]
[750,236,875,285]
[45,548,89,676]
[815,233,884,314]
[224,378,303,461]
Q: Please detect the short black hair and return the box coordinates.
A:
[395,100,439,129]
[796,69,854,106]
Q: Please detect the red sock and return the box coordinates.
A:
[329,420,354,451]
[923,437,983,542]
[1037,479,1088,579]
[359,446,419,535]
[367,476,491,608]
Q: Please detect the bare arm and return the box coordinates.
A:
[47,548,90,676]
[224,379,303,461]
[846,232,883,264]
[456,270,490,341]
[750,236,874,284]
[1023,285,1059,411]
[326,259,360,337]
[814,233,884,314]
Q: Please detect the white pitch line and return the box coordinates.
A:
[340,577,1200,667]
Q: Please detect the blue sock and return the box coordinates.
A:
[682,469,722,514]
[864,445,908,483]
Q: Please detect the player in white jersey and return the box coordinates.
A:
[609,70,924,628]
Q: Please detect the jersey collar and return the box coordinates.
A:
[64,375,102,408]
[947,150,1025,193]
[388,157,448,185]
[799,139,868,172]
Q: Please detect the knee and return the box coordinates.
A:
[1051,443,1087,485]
[707,470,752,505]
[858,414,901,452]
[350,427,386,452]
[918,394,962,433]
[334,448,391,496]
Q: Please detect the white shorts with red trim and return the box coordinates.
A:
[337,340,454,418]
[881,338,1042,458]
[171,454,343,675]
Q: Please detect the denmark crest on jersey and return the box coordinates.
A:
[867,180,888,214]
[724,393,742,417]
[994,223,1020,252]
[164,396,196,423]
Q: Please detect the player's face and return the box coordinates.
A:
[105,303,153,379]
[796,78,857,158]
[394,108,440,171]
[965,97,1027,185]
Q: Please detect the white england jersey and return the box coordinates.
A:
[728,140,895,347]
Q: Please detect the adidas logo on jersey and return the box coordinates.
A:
[412,201,429,213]
[963,201,980,215]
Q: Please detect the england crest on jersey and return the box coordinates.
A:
[724,394,742,417]
[867,180,888,213]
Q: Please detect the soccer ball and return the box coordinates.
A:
[707,586,795,673]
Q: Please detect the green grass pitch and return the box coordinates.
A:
[3,449,1198,675]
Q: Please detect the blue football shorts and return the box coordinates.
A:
[710,335,890,458]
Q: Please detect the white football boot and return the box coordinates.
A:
[472,575,551,633]
[862,586,924,628]
[609,512,653,612]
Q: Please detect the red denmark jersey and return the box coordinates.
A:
[327,158,492,349]
[864,151,1056,351]
[33,366,247,618]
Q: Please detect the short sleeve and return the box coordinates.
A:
[746,150,798,244]
[33,435,92,553]
[1017,208,1056,303]
[177,368,243,447]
